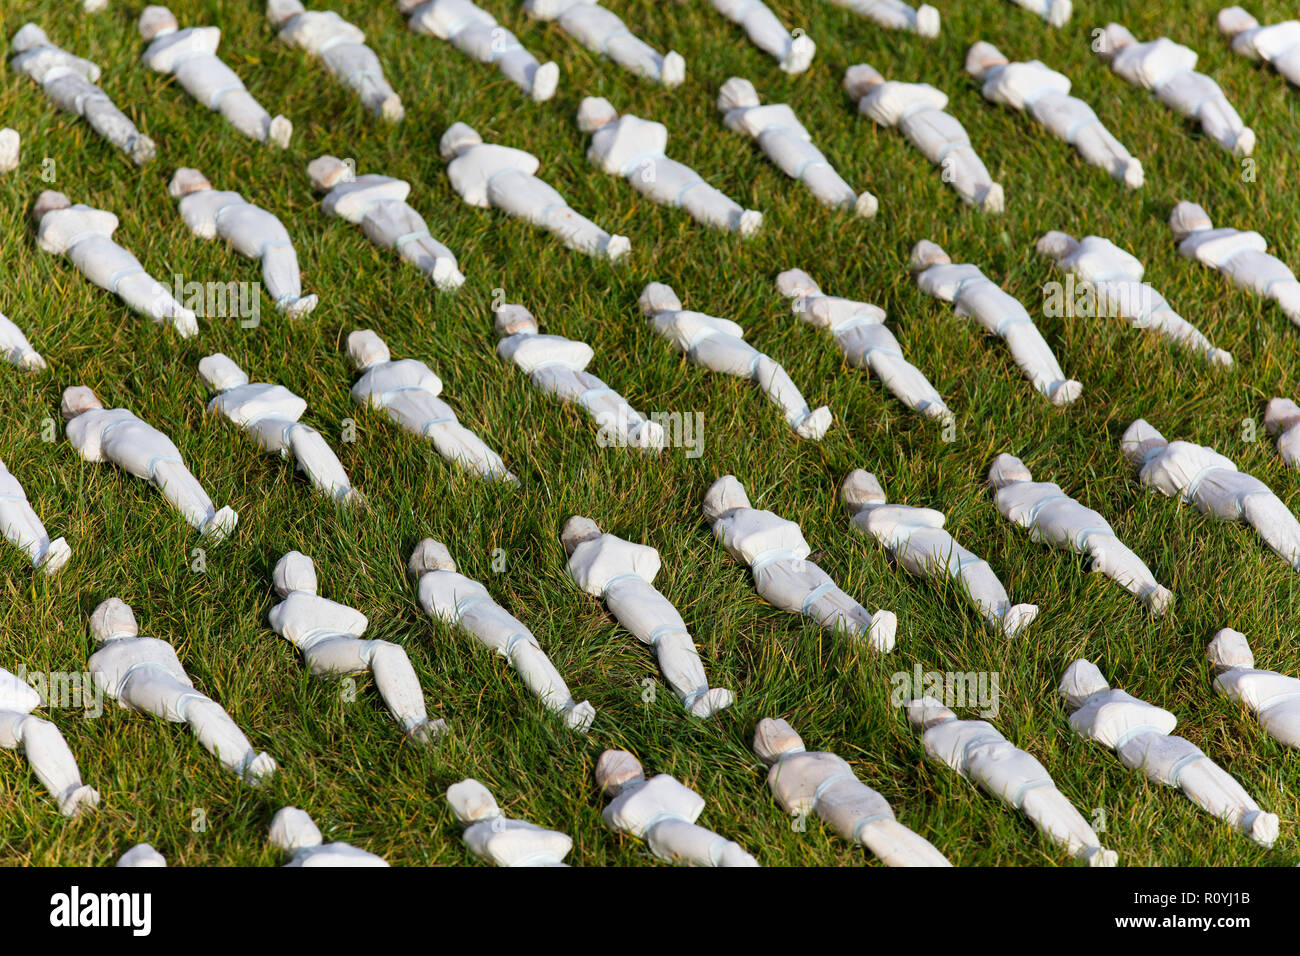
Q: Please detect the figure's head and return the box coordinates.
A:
[268,807,322,852]
[988,453,1033,489]
[702,475,750,521]
[1217,6,1260,37]
[560,516,602,555]
[439,122,481,161]
[905,695,956,729]
[11,23,51,55]
[775,268,820,300]
[1169,201,1212,241]
[1095,23,1137,60]
[273,551,317,597]
[576,97,618,133]
[493,304,538,337]
[60,385,102,421]
[1119,419,1167,466]
[167,167,211,199]
[908,240,950,273]
[445,779,501,824]
[197,353,249,393]
[964,41,1007,80]
[408,538,457,578]
[752,718,805,765]
[717,77,760,112]
[1059,659,1109,708]
[346,329,390,371]
[1035,230,1079,261]
[1264,398,1300,437]
[306,155,353,193]
[841,469,886,515]
[90,598,138,644]
[637,282,681,317]
[1207,628,1254,671]
[138,6,178,41]
[595,749,644,797]
[31,189,70,224]
[842,64,884,102]
[265,0,307,28]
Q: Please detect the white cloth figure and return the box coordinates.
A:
[911,240,1081,406]
[407,539,595,732]
[844,64,1003,213]
[703,475,898,651]
[525,0,684,87]
[1265,398,1300,468]
[709,0,814,75]
[62,386,238,543]
[117,844,166,867]
[0,667,99,816]
[1209,628,1300,749]
[347,329,516,483]
[1008,0,1070,27]
[823,0,938,37]
[494,304,664,452]
[579,97,762,238]
[307,155,464,291]
[904,697,1115,866]
[1121,418,1300,572]
[1037,230,1232,367]
[776,269,949,420]
[597,749,760,866]
[269,807,389,866]
[169,167,318,319]
[988,453,1173,616]
[88,598,277,784]
[447,778,573,866]
[1170,200,1300,327]
[84,0,109,13]
[0,460,70,576]
[31,190,197,338]
[403,0,558,102]
[842,469,1038,638]
[269,551,446,744]
[267,0,403,121]
[10,23,156,166]
[752,717,951,866]
[562,516,733,718]
[966,43,1143,189]
[640,283,831,440]
[441,122,630,260]
[139,6,291,149]
[1219,7,1300,87]
[199,353,359,505]
[717,78,877,217]
[0,128,18,172]
[1096,23,1254,157]
[0,311,45,370]
[1061,658,1279,847]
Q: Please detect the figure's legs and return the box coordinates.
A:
[0,499,51,566]
[674,176,759,235]
[1241,491,1300,569]
[753,353,829,437]
[754,560,896,651]
[947,553,1036,637]
[1196,96,1253,155]
[285,424,356,502]
[77,89,155,165]
[454,25,557,101]
[801,162,860,211]
[1072,123,1143,188]
[303,636,445,742]
[646,818,758,866]
[260,243,317,317]
[0,710,99,816]
[1002,323,1080,405]
[1020,785,1115,864]
[866,347,951,418]
[150,460,235,541]
[855,817,952,866]
[941,147,1001,212]
[1175,756,1278,846]
[115,272,198,337]
[218,90,291,148]
[538,205,626,259]
[1258,704,1300,749]
[324,45,404,121]
[1088,536,1172,615]
[603,34,665,82]
[399,236,464,290]
[508,641,594,731]
[425,421,515,482]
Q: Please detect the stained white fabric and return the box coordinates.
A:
[347,329,516,482]
[1121,418,1300,571]
[1265,398,1300,468]
[0,311,45,370]
[0,667,98,816]
[447,778,573,866]
[989,453,1172,615]
[823,0,938,37]
[1219,7,1300,87]
[0,128,17,172]
[409,538,595,731]
[0,459,70,575]
[640,283,831,440]
[1061,658,1279,846]
[10,23,155,165]
[843,469,1037,638]
[405,0,557,101]
[1209,628,1300,749]
[710,0,814,74]
[269,551,446,743]
[269,806,389,866]
[776,268,948,419]
[753,717,950,865]
[117,844,166,867]
[89,598,276,784]
[1009,0,1070,26]
[703,475,897,651]
[525,0,683,86]
[911,240,1081,406]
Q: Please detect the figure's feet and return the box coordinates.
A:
[867,609,897,653]
[915,4,940,37]
[40,537,71,576]
[1243,810,1279,848]
[978,182,1005,214]
[660,51,686,88]
[686,687,735,718]
[1047,379,1083,406]
[531,61,559,102]
[1085,846,1118,867]
[409,718,449,746]
[241,751,279,784]
[431,257,465,291]
[737,209,763,237]
[381,95,405,123]
[634,419,666,453]
[129,135,156,166]
[59,784,100,817]
[1208,348,1233,368]
[780,34,816,75]
[999,603,1038,638]
[564,700,596,733]
[201,506,239,544]
[282,294,319,319]
[605,234,631,261]
[854,191,879,218]
[1047,0,1071,26]
[1233,127,1255,158]
[1121,158,1144,190]
[269,115,293,149]
[1145,584,1174,618]
[793,405,832,441]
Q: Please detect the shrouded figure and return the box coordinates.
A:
[1037,230,1232,366]
[117,844,166,867]
[88,598,277,784]
[139,6,291,148]
[1170,200,1300,327]
[402,0,558,102]
[267,0,403,120]
[199,353,359,506]
[844,64,1003,213]
[704,475,897,651]
[843,469,1037,638]
[911,240,1081,406]
[1121,418,1300,572]
[597,749,759,866]
[1265,398,1300,468]
[269,807,389,866]
[169,167,317,319]
[269,551,446,744]
[347,329,516,483]
[988,453,1172,616]
[307,155,463,291]
[753,717,950,866]
[823,0,938,37]
[408,539,595,732]
[495,303,663,452]
[905,697,1115,865]
[776,268,949,420]
[1219,7,1300,87]
[0,667,99,816]
[640,283,831,441]
[579,97,762,237]
[718,78,877,217]
[562,516,733,718]
[10,23,155,165]
[1008,0,1069,26]
[709,0,814,75]
[0,311,43,370]
[967,42,1142,189]
[31,190,197,338]
[1061,658,1279,847]
[62,385,238,543]
[442,122,629,260]
[0,128,18,172]
[1209,628,1300,749]
[1096,23,1253,157]
[0,460,70,575]
[525,0,683,87]
[447,778,573,866]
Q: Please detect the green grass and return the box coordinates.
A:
[1,0,1299,866]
